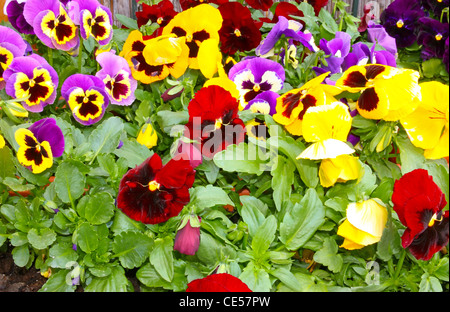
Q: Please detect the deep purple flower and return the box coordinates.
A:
[61,74,109,126]
[421,0,449,18]
[228,57,285,109]
[3,54,58,112]
[380,0,425,48]
[6,0,35,35]
[174,216,201,256]
[417,17,449,60]
[256,16,318,56]
[444,37,449,73]
[28,117,65,158]
[0,25,27,90]
[95,51,137,106]
[343,42,396,69]
[316,31,352,74]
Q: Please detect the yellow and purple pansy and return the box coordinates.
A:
[15,117,65,174]
[3,54,58,113]
[23,0,79,52]
[95,51,137,106]
[61,73,109,126]
[0,25,27,90]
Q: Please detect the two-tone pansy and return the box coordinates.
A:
[69,0,113,46]
[135,0,177,32]
[162,3,223,70]
[400,81,449,160]
[15,117,64,174]
[335,64,421,121]
[95,51,137,106]
[273,72,338,136]
[120,30,188,84]
[228,57,285,110]
[61,73,109,126]
[0,25,27,90]
[3,54,58,113]
[23,0,79,52]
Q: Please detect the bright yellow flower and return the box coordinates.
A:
[297,102,355,160]
[400,81,449,160]
[137,121,158,149]
[15,128,53,174]
[197,38,222,79]
[335,64,421,121]
[319,155,363,188]
[0,134,5,149]
[337,199,388,250]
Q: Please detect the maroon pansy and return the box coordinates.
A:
[180,0,228,11]
[187,273,252,292]
[273,2,304,23]
[116,154,196,224]
[392,169,449,261]
[135,0,177,29]
[218,2,261,55]
[244,0,273,11]
[184,85,246,159]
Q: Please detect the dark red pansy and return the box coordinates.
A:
[180,0,229,11]
[186,273,252,292]
[273,2,304,23]
[185,85,246,159]
[116,153,195,224]
[392,169,449,261]
[218,2,262,55]
[295,0,329,16]
[135,0,177,29]
[244,0,274,11]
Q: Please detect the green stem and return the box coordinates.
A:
[393,249,407,280]
[48,47,54,67]
[78,39,83,73]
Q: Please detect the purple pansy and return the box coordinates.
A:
[3,54,58,112]
[367,21,397,56]
[228,57,285,109]
[417,17,449,60]
[380,0,425,48]
[6,0,35,35]
[23,0,79,53]
[316,31,352,74]
[95,51,137,106]
[421,0,449,17]
[256,16,318,57]
[343,42,397,69]
[444,37,449,73]
[28,117,65,158]
[61,73,109,126]
[244,90,278,115]
[0,25,27,90]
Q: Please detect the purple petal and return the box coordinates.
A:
[96,51,130,78]
[23,0,60,26]
[229,57,285,84]
[0,25,27,56]
[245,91,279,115]
[28,118,65,158]
[61,74,103,99]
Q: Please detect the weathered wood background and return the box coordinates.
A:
[104,0,394,26]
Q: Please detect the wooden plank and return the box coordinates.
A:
[1,0,8,23]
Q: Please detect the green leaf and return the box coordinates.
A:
[270,267,302,292]
[313,237,343,273]
[113,138,153,168]
[376,220,402,262]
[113,231,153,269]
[27,228,56,250]
[271,156,295,211]
[280,188,325,250]
[76,222,98,253]
[156,110,189,133]
[0,146,15,179]
[251,215,277,258]
[48,243,79,269]
[2,177,35,192]
[419,273,442,292]
[150,237,174,282]
[395,133,425,174]
[214,142,271,176]
[11,245,29,267]
[84,265,131,292]
[240,196,267,237]
[84,192,115,225]
[115,14,138,30]
[54,161,86,204]
[39,270,76,292]
[239,262,271,292]
[189,185,234,209]
[88,117,124,161]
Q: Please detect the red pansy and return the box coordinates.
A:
[272,2,304,23]
[186,273,252,292]
[218,2,262,55]
[244,0,274,11]
[135,0,177,29]
[185,85,246,159]
[295,0,329,16]
[116,154,195,224]
[392,169,449,260]
[180,0,229,11]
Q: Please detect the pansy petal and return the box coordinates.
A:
[297,139,355,160]
[319,154,363,188]
[337,219,381,249]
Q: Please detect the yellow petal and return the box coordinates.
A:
[337,219,381,249]
[297,139,355,160]
[137,122,158,149]
[198,38,222,79]
[143,35,184,65]
[346,199,387,239]
[319,155,363,188]
[424,124,449,159]
[0,134,5,149]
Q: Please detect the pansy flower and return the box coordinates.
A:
[15,117,64,174]
[272,2,304,23]
[315,31,352,75]
[416,17,449,61]
[135,0,177,30]
[174,215,201,255]
[295,0,329,16]
[228,57,285,110]
[68,0,113,46]
[273,72,338,136]
[400,81,449,160]
[0,25,27,90]
[337,199,388,250]
[244,0,273,11]
[180,0,229,11]
[6,0,35,35]
[23,0,79,52]
[61,73,109,126]
[421,0,449,18]
[217,2,261,56]
[246,117,270,142]
[392,169,449,261]
[187,273,252,292]
[95,51,137,106]
[367,21,397,56]
[137,119,158,149]
[4,54,58,113]
[162,4,223,70]
[120,30,189,84]
[116,153,196,224]
[319,154,363,188]
[184,85,246,159]
[244,91,278,115]
[342,42,397,71]
[444,37,449,73]
[380,0,425,48]
[335,64,421,121]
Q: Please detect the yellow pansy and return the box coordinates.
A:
[137,121,158,149]
[319,155,363,188]
[337,199,388,250]
[400,81,449,160]
[15,128,53,174]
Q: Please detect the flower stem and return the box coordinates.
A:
[393,249,407,280]
[48,47,54,67]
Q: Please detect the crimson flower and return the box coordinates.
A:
[116,154,195,224]
[273,2,304,23]
[218,2,261,55]
[184,85,246,159]
[135,0,177,29]
[180,0,228,11]
[187,273,252,292]
[244,0,273,11]
[295,0,329,16]
[392,169,449,261]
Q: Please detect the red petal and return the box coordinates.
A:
[156,157,195,189]
[186,273,252,292]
